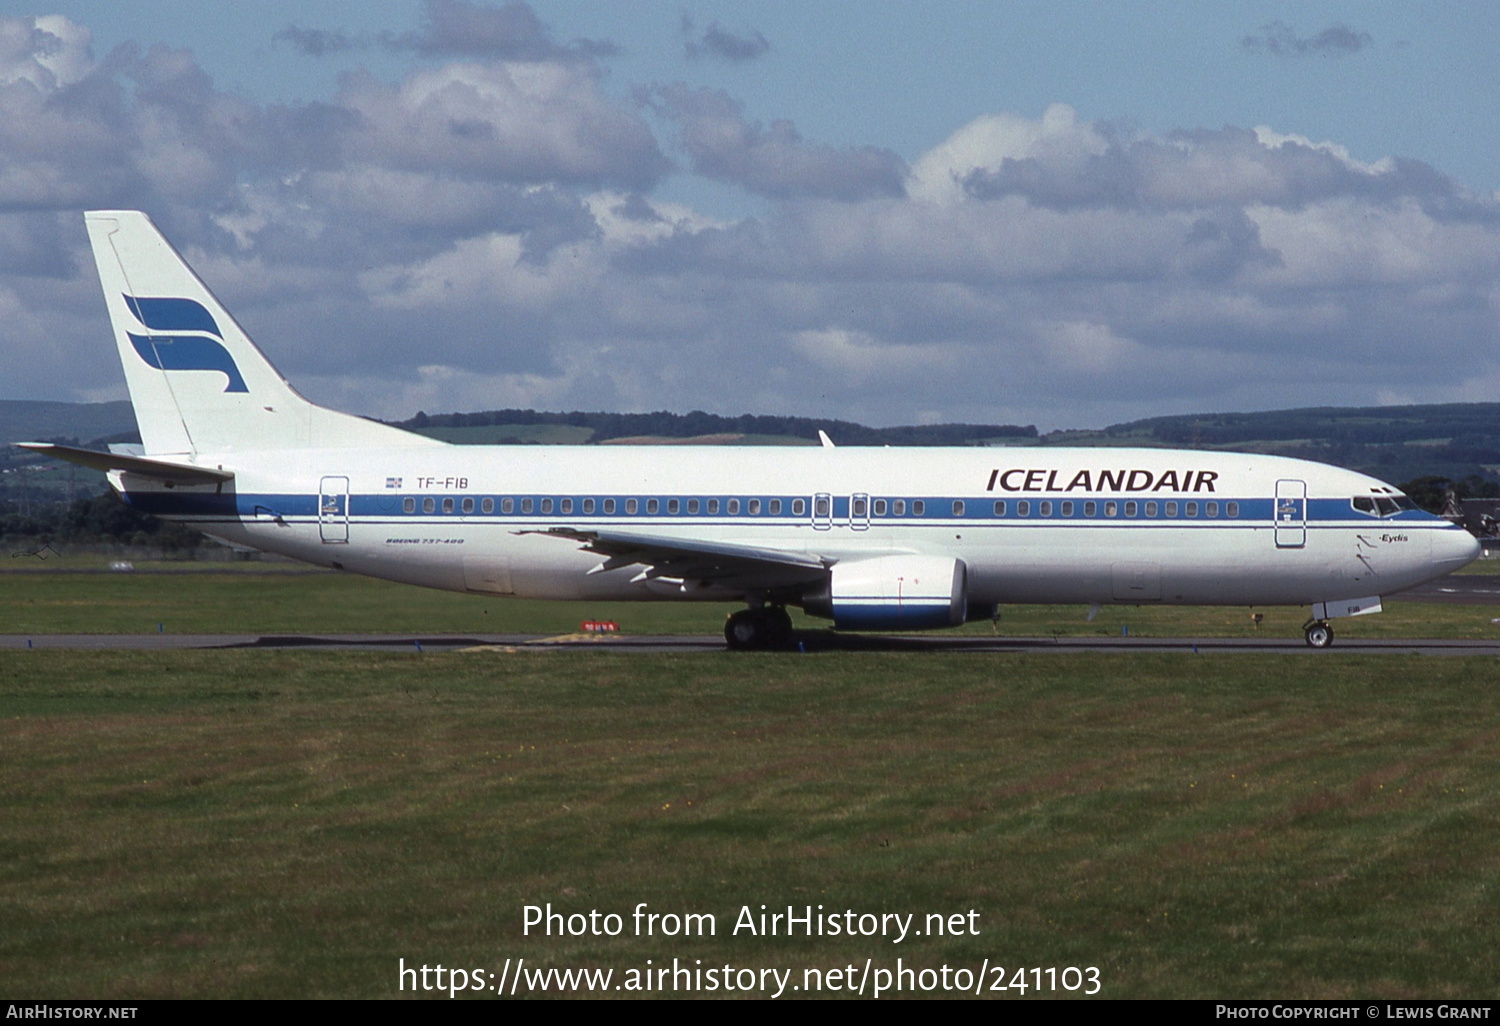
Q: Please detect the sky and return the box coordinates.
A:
[0,1,1497,432]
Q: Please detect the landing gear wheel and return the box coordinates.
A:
[1304,621,1334,649]
[724,607,793,650]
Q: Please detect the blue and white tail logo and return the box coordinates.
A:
[123,294,247,393]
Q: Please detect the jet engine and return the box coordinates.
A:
[801,554,968,630]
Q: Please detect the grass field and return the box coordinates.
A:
[2,649,1499,998]
[3,565,1500,999]
[4,555,1500,641]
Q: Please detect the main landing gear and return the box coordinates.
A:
[725,605,794,651]
[1303,620,1334,649]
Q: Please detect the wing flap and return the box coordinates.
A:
[522,527,830,589]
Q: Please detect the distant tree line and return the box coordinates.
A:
[1,490,204,552]
[393,408,1038,445]
[1134,403,1500,448]
[1398,475,1500,515]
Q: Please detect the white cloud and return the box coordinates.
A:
[907,103,1107,205]
[0,15,93,90]
[3,8,1500,435]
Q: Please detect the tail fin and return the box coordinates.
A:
[84,211,440,456]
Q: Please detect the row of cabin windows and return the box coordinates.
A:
[400,495,813,516]
[987,499,1238,518]
[397,495,1239,519]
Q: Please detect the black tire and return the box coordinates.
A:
[1304,622,1334,648]
[725,609,763,650]
[725,607,792,650]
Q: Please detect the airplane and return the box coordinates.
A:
[18,210,1482,649]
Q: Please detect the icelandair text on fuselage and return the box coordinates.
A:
[523,903,979,944]
[987,468,1219,493]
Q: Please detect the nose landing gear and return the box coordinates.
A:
[1303,620,1334,648]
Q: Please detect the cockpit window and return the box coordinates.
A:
[1354,494,1414,517]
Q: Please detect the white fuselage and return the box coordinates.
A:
[114,444,1480,613]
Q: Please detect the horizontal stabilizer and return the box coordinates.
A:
[16,442,234,485]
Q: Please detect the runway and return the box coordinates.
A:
[6,631,1500,655]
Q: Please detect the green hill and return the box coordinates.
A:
[1040,403,1500,489]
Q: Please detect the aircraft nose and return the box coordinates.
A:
[1433,525,1482,572]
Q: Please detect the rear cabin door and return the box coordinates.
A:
[1275,479,1307,549]
[319,475,350,544]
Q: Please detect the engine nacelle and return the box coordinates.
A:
[801,555,968,630]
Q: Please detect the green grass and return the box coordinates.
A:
[2,651,1498,998]
[4,560,1500,642]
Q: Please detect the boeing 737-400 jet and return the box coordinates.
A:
[20,211,1482,648]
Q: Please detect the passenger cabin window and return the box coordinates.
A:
[1061,501,1073,516]
[748,499,761,515]
[1105,501,1118,517]
[540,498,553,514]
[795,498,808,516]
[667,499,679,514]
[1185,501,1198,517]
[1145,501,1157,517]
[1017,500,1030,517]
[521,498,534,514]
[1084,501,1097,517]
[582,498,594,514]
[502,498,514,514]
[913,500,925,516]
[815,497,830,516]
[462,497,474,514]
[951,500,964,516]
[769,499,782,515]
[1226,501,1238,517]
[727,499,740,514]
[626,499,638,514]
[646,499,659,514]
[1206,501,1219,517]
[1124,501,1137,517]
[893,499,905,516]
[603,499,616,514]
[707,499,719,514]
[403,497,415,513]
[1165,501,1178,517]
[560,498,572,514]
[992,500,1006,516]
[422,497,435,514]
[1039,500,1052,516]
[687,499,699,514]
[482,498,494,514]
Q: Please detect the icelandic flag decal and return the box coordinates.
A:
[385,477,402,489]
[123,294,248,393]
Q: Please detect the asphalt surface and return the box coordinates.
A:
[6,631,1500,655]
[7,574,1500,655]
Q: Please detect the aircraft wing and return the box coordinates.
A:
[15,443,235,485]
[523,527,831,590]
